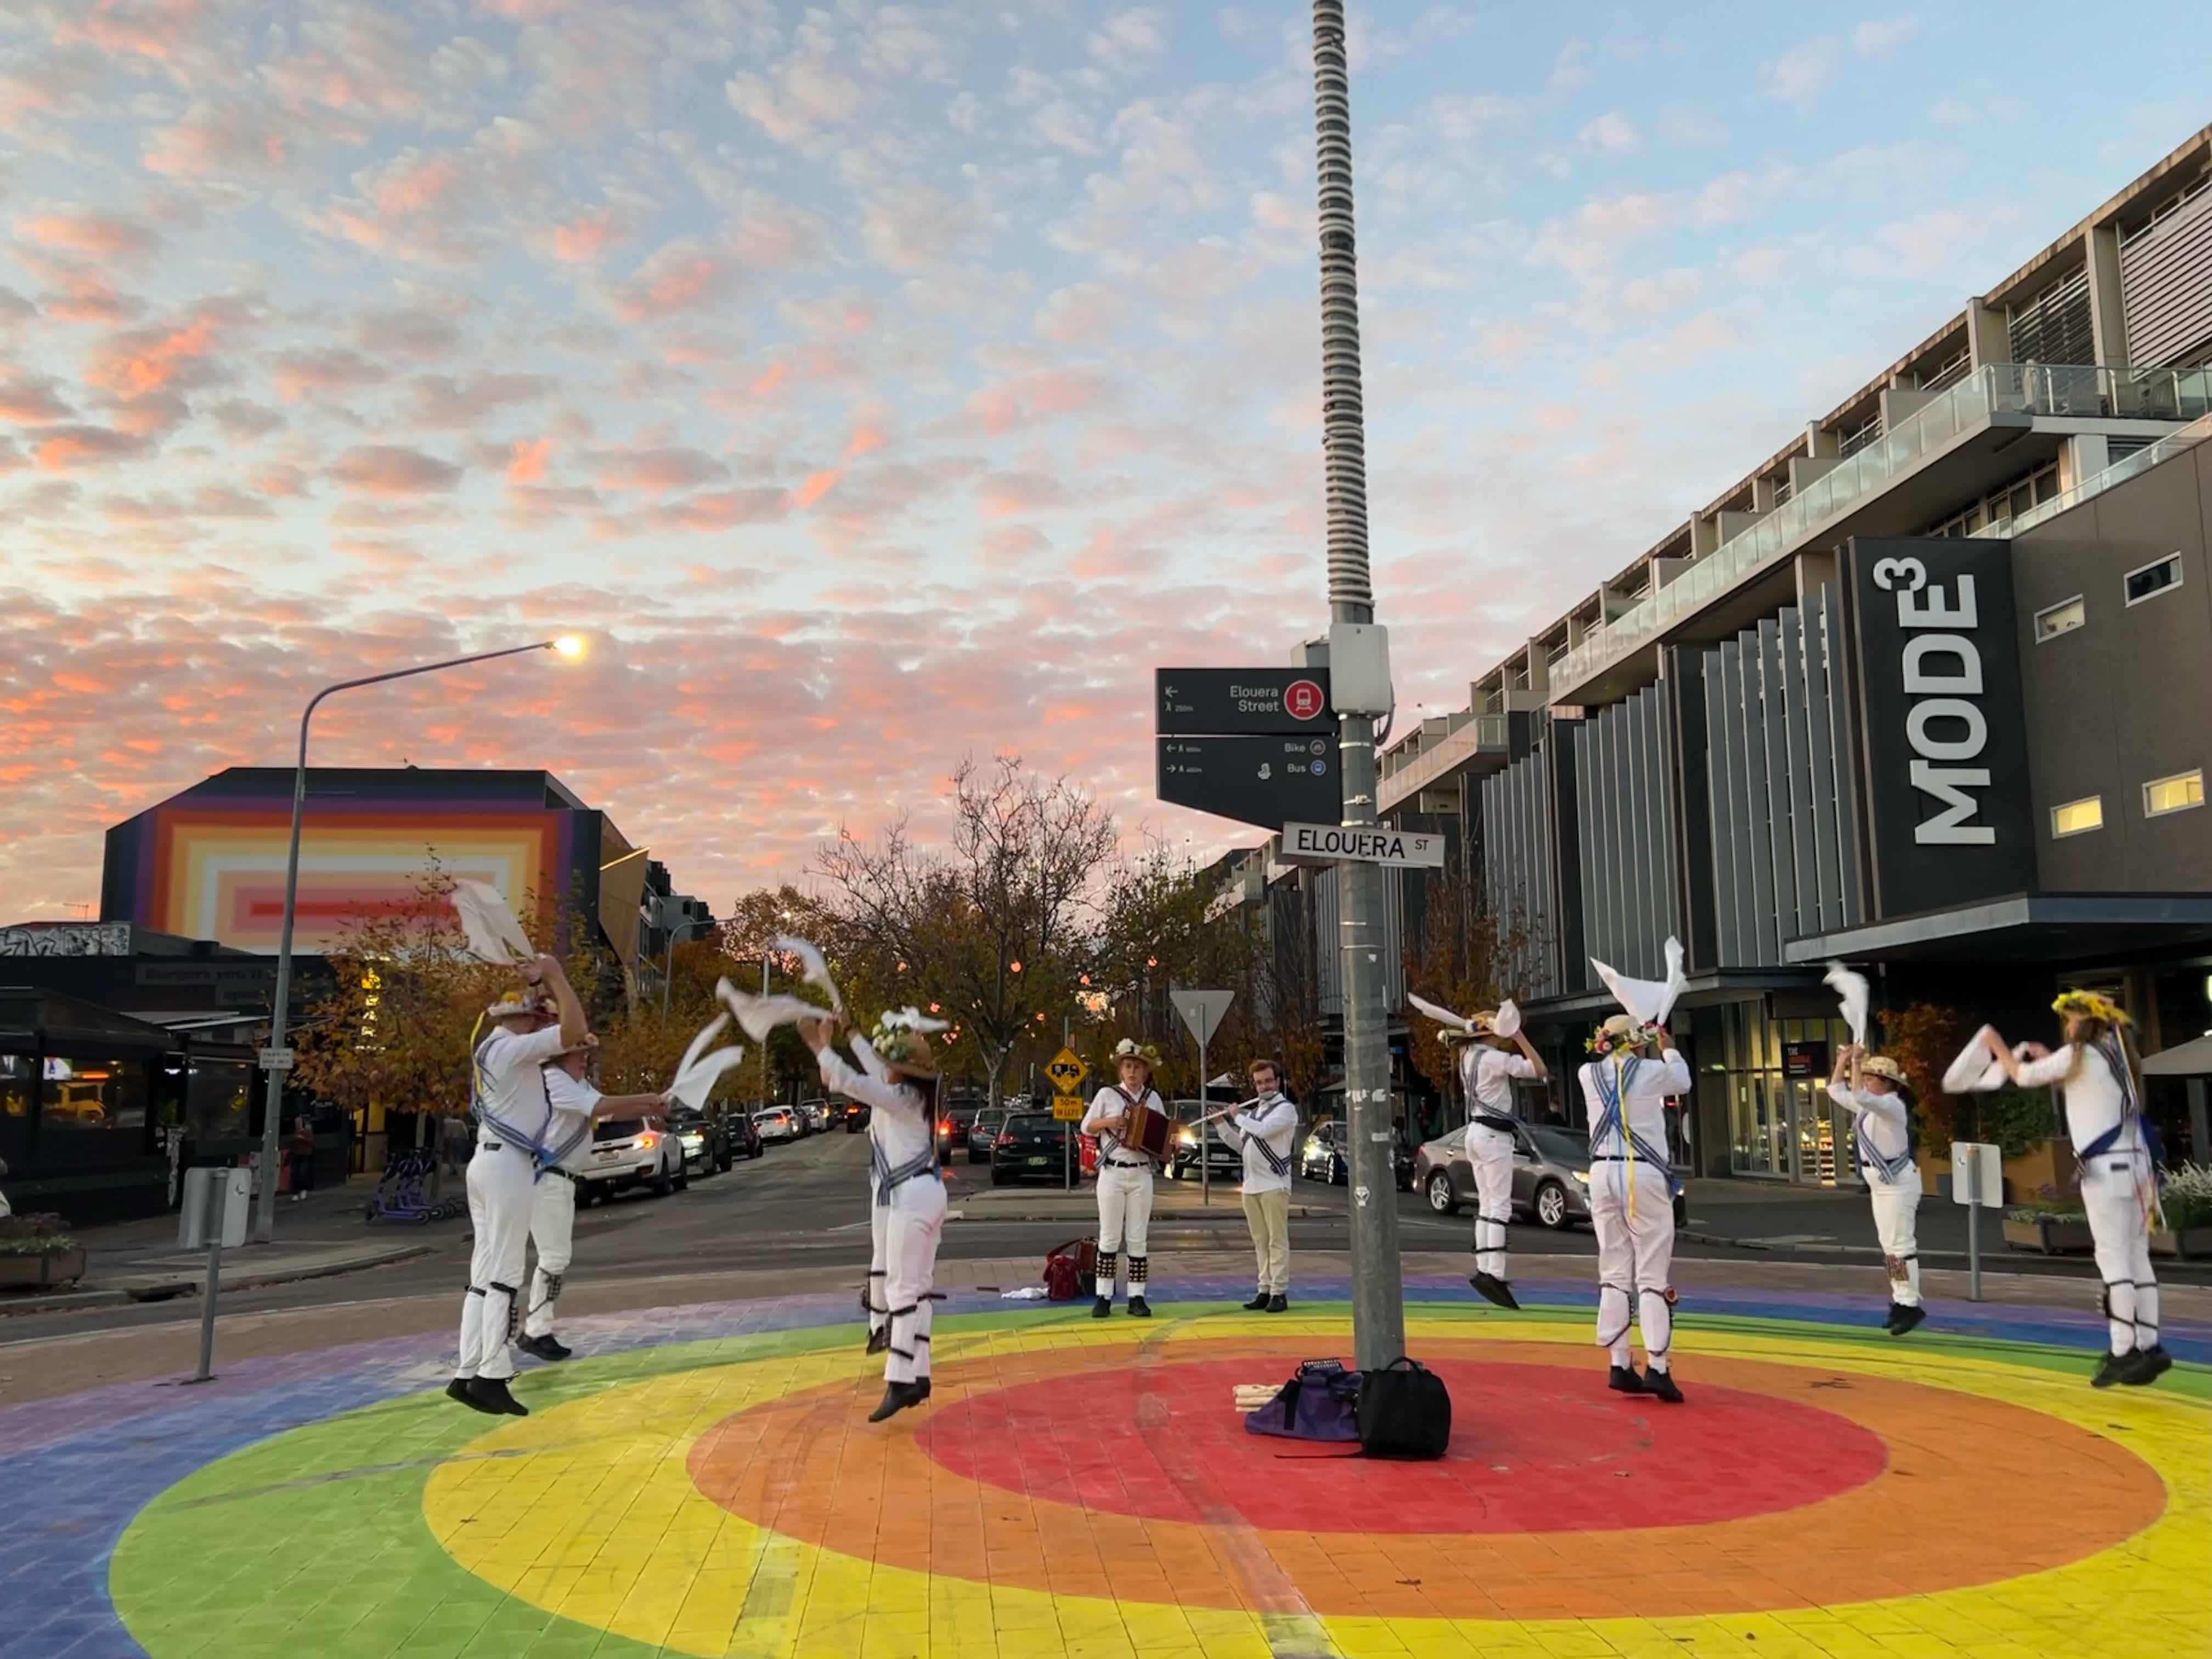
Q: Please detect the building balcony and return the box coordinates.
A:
[1377,710,1510,816]
[1548,362,2212,708]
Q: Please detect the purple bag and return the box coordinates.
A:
[1244,1359,1363,1442]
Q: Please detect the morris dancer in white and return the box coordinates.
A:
[1826,1045,1925,1336]
[850,1031,895,1356]
[1982,991,2169,1387]
[1082,1039,1165,1318]
[450,953,586,1417]
[802,1009,947,1421]
[521,1035,669,1362]
[1454,1006,1546,1310]
[1578,1012,1692,1402]
[1219,1057,1299,1312]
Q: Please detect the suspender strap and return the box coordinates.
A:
[472,1036,562,1184]
[2076,1036,2142,1160]
[1860,1139,1916,1184]
[873,1142,940,1205]
[1592,1058,1673,1170]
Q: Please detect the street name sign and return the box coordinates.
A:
[1156,668,1333,736]
[257,1048,295,1071]
[1279,821,1446,868]
[1044,1048,1089,1094]
[1156,736,1339,832]
[1051,1094,1085,1122]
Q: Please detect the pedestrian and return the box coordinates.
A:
[1980,992,2169,1387]
[1827,1043,1925,1335]
[287,1114,315,1203]
[521,1035,668,1363]
[1082,1039,1166,1318]
[1454,1008,1548,1310]
[802,1009,946,1422]
[1219,1058,1299,1312]
[448,952,586,1419]
[1578,1013,1692,1403]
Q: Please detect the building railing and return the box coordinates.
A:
[1548,362,2212,700]
[1972,412,2212,540]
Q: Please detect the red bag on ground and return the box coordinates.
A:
[1043,1235,1097,1301]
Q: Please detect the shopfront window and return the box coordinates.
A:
[40,1056,151,1138]
[1,1054,32,1165]
[1719,1005,1860,1184]
[185,1060,252,1140]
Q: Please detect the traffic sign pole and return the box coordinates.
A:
[1045,1048,1088,1194]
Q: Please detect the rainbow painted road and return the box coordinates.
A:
[5,1276,2205,1658]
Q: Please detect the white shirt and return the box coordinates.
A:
[1083,1085,1166,1166]
[2014,1042,2141,1155]
[1462,1045,1538,1155]
[818,1046,934,1174]
[1222,1092,1298,1195]
[1825,1079,1912,1182]
[1576,1049,1691,1168]
[541,1068,601,1172]
[473,1024,567,1152]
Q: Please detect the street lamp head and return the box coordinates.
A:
[550,634,586,659]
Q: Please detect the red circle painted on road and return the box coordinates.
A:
[911,1357,1887,1533]
[1284,679,1325,721]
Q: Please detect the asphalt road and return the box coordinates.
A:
[8,1127,2197,1344]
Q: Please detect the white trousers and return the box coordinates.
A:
[865,1175,888,1338]
[1095,1160,1155,1296]
[2083,1153,2159,1355]
[882,1177,947,1385]
[525,1173,577,1339]
[1589,1164,1675,1372]
[1467,1125,1515,1283]
[1867,1169,1922,1308]
[458,1144,535,1380]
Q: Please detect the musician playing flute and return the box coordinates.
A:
[1082,1039,1166,1318]
[1218,1058,1299,1311]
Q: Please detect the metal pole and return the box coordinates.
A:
[193,1181,221,1383]
[1967,1157,1983,1301]
[1199,1016,1210,1208]
[251,639,567,1244]
[1310,0,1402,1370]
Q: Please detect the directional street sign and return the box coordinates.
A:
[1051,1094,1085,1122]
[1043,1047,1089,1094]
[1279,821,1447,868]
[1156,735,1339,832]
[1156,668,1335,736]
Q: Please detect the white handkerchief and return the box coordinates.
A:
[1492,998,1522,1040]
[1590,936,1686,1026]
[716,979,833,1043]
[669,1045,748,1111]
[1943,1026,2033,1094]
[771,934,846,1015]
[1408,993,1475,1034]
[452,879,534,966]
[1825,965,1870,1048]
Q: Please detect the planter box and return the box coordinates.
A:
[2150,1226,2212,1260]
[0,1247,87,1289]
[2002,1217,2095,1255]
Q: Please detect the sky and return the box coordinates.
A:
[3,1,2208,921]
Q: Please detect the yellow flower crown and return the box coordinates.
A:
[1586,1020,1660,1056]
[2052,989,2130,1027]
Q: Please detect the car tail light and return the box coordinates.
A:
[638,1132,659,1147]
[996,1132,1016,1147]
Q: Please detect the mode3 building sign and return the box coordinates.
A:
[1842,536,2035,919]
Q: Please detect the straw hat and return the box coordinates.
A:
[486,990,552,1021]
[1111,1038,1159,1074]
[870,1017,940,1079]
[1858,1054,1914,1099]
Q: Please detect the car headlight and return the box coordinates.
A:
[1571,1170,1589,1185]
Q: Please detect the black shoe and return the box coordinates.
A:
[2091,1352,2132,1389]
[1607,1365,1646,1395]
[1887,1305,1926,1337]
[1469,1272,1521,1311]
[2120,1344,2172,1386]
[448,1378,498,1414]
[1265,1294,1288,1313]
[868,1380,928,1423]
[1643,1368,1684,1404]
[1092,1296,1112,1318]
[1243,1293,1271,1311]
[865,1326,890,1356]
[1128,1295,1152,1318]
[518,1334,572,1362]
[916,1378,933,1401]
[466,1376,529,1417]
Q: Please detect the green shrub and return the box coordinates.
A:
[0,1212,80,1256]
[2160,1162,2212,1231]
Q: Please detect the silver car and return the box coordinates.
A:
[1413,1121,1687,1230]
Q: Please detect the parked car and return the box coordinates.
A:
[665,1105,730,1173]
[1411,1121,1688,1229]
[842,1098,870,1133]
[753,1106,800,1144]
[1297,1120,1414,1189]
[1167,1098,1245,1184]
[726,1108,764,1160]
[936,1102,983,1160]
[798,1098,832,1135]
[579,1114,685,1204]
[990,1111,1079,1186]
[966,1107,1008,1164]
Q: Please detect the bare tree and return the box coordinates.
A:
[1401,862,1530,1107]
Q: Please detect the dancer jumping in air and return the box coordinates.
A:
[1826,1043,1925,1335]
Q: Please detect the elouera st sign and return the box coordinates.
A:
[1280,821,1445,868]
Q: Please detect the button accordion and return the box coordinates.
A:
[1114,1090,1175,1161]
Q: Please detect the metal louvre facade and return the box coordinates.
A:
[1699,584,1861,968]
[2122,185,2212,367]
[1572,685,1678,980]
[1480,742,1563,999]
[1314,862,1406,1019]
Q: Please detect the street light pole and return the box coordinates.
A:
[251,636,583,1245]
[1309,0,1404,1369]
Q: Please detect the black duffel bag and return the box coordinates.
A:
[1356,1356,1451,1459]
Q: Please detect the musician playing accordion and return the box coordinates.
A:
[1082,1039,1167,1318]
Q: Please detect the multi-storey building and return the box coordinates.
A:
[1248,125,2212,1183]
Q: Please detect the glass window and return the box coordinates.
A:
[2052,796,2104,838]
[41,1057,150,1134]
[186,1061,252,1139]
[2034,596,2085,641]
[2145,770,2205,817]
[2123,554,2182,606]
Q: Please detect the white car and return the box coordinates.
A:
[579,1114,686,1204]
[799,1099,832,1133]
[754,1107,799,1144]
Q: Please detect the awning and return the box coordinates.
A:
[1784,895,2212,966]
[2143,1034,2212,1076]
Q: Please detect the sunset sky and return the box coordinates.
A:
[4,1,2207,920]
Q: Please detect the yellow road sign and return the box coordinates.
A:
[1051,1094,1085,1121]
[1043,1047,1088,1093]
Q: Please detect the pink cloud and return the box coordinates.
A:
[792,467,842,509]
[328,444,464,494]
[33,426,150,470]
[591,445,727,493]
[601,238,740,322]
[551,208,629,264]
[507,437,552,483]
[15,207,162,260]
[0,374,77,425]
